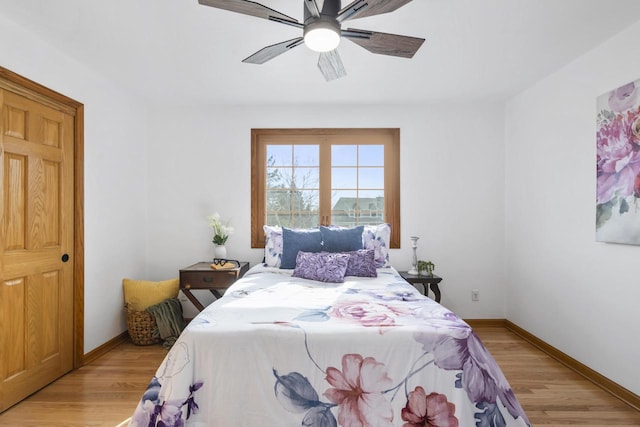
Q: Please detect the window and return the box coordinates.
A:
[251,128,400,248]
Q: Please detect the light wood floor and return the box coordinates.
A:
[0,326,639,426]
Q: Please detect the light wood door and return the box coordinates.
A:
[0,88,75,412]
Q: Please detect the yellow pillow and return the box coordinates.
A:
[123,278,179,311]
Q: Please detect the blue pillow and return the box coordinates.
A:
[320,225,364,253]
[281,227,323,269]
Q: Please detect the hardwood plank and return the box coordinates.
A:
[505,319,640,411]
[0,340,167,426]
[475,326,640,425]
[82,331,129,366]
[1,327,639,425]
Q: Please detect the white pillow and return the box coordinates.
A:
[263,225,283,268]
[363,223,391,267]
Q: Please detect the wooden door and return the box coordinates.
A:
[0,88,75,411]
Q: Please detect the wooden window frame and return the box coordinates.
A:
[251,128,400,248]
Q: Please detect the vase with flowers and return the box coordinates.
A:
[207,212,234,259]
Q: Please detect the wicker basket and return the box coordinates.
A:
[125,304,159,345]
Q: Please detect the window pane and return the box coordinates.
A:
[294,145,319,167]
[331,190,357,227]
[291,213,319,229]
[267,189,319,228]
[266,189,291,212]
[358,167,384,188]
[332,145,357,166]
[293,167,319,189]
[266,213,319,228]
[359,190,384,200]
[357,193,384,224]
[292,189,319,210]
[267,145,292,166]
[332,167,357,189]
[358,145,384,166]
[330,190,384,226]
[267,167,292,189]
[331,190,357,210]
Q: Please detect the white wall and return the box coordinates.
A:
[0,14,149,353]
[0,9,508,352]
[145,104,508,319]
[505,22,640,394]
[4,3,639,397]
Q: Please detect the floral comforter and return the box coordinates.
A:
[129,265,530,427]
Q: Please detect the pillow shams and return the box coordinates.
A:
[320,225,364,252]
[263,225,283,268]
[363,223,391,267]
[281,227,323,269]
[265,223,390,269]
[293,251,350,283]
[345,249,377,277]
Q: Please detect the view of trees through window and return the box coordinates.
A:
[251,129,400,248]
[265,143,386,230]
[266,144,320,229]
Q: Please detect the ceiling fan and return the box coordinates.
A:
[198,0,425,81]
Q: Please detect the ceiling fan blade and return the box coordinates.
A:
[338,0,413,22]
[304,0,321,17]
[198,0,298,24]
[242,37,304,64]
[343,28,425,58]
[317,50,347,82]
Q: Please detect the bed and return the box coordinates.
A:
[128,260,530,427]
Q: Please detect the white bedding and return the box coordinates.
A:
[129,265,530,426]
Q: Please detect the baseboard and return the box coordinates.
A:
[504,320,640,412]
[82,331,130,366]
[464,318,507,328]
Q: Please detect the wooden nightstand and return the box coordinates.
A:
[179,261,250,311]
[399,271,443,303]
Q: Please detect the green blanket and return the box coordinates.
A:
[146,298,186,349]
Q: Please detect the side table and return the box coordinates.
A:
[399,271,443,303]
[179,261,250,311]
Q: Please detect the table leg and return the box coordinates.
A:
[421,282,429,298]
[209,289,223,299]
[182,289,205,312]
[430,283,441,303]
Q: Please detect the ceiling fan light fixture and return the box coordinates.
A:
[304,19,340,52]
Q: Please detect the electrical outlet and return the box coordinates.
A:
[471,289,480,301]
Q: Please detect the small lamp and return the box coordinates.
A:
[408,236,419,275]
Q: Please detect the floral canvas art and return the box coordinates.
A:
[596,79,640,244]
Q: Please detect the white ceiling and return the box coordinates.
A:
[2,0,640,106]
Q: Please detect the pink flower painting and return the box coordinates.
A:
[596,79,640,244]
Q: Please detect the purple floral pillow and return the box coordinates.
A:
[292,251,350,283]
[345,249,377,278]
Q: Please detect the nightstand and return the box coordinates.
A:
[179,261,250,311]
[399,271,443,303]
